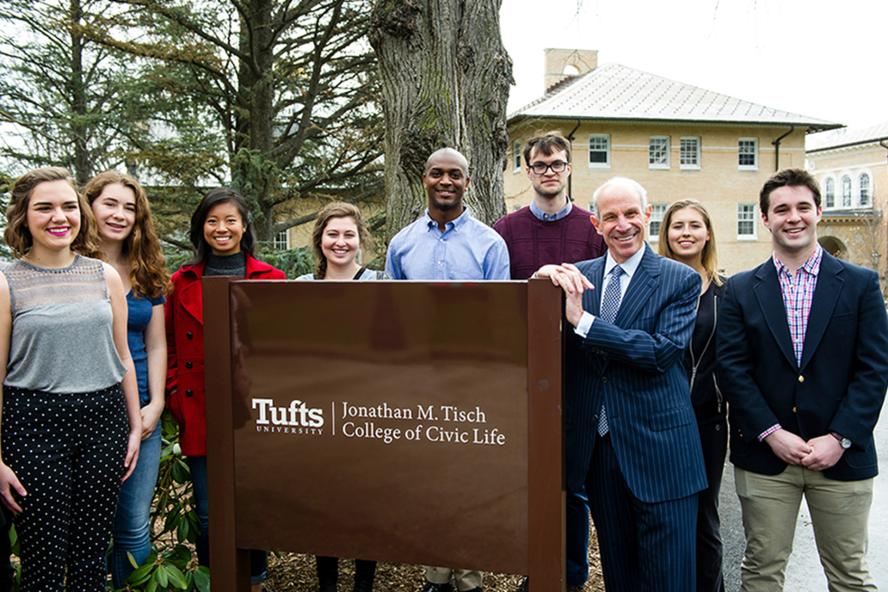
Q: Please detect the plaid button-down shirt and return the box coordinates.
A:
[758,245,823,442]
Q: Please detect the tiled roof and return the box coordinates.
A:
[509,63,839,130]
[806,121,888,152]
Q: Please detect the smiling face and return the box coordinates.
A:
[666,206,710,264]
[203,201,245,255]
[91,182,136,244]
[762,184,822,259]
[527,147,571,200]
[321,215,360,270]
[592,183,651,263]
[26,179,82,254]
[423,153,470,214]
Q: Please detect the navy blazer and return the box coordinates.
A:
[565,246,707,503]
[717,251,888,481]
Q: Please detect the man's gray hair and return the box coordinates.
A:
[424,147,470,175]
[591,176,648,212]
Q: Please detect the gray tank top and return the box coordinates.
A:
[3,255,126,393]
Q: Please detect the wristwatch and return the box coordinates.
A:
[830,432,852,449]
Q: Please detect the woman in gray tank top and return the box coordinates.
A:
[0,167,143,590]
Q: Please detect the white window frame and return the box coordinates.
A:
[859,172,872,207]
[679,137,701,170]
[841,175,852,207]
[588,134,611,169]
[512,140,522,172]
[273,228,290,250]
[648,136,670,169]
[737,203,757,239]
[738,138,758,171]
[648,202,668,241]
[824,177,835,209]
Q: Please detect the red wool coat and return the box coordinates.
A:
[165,255,286,456]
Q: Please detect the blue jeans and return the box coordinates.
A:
[187,456,268,584]
[111,426,161,587]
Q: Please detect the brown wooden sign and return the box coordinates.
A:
[204,279,564,590]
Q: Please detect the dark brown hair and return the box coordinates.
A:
[523,132,572,167]
[4,167,99,258]
[84,171,169,299]
[311,202,371,279]
[760,168,821,214]
[658,199,723,287]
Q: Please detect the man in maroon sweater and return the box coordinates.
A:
[494,133,605,592]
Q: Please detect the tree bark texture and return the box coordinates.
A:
[370,0,513,239]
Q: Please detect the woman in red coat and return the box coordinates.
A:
[166,188,285,590]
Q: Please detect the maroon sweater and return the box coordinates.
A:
[493,204,606,280]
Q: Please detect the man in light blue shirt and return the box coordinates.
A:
[385,148,507,592]
[385,148,509,283]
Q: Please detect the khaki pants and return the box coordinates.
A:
[424,566,482,591]
[734,465,876,592]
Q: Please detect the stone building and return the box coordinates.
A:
[505,49,839,275]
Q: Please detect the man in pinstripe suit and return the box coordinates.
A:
[536,177,707,591]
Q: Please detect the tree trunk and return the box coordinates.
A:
[369,0,512,240]
[69,0,90,184]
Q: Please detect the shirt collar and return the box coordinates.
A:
[423,207,471,231]
[604,244,646,280]
[529,198,572,221]
[772,245,823,277]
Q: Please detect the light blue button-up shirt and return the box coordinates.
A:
[529,198,573,221]
[385,208,511,280]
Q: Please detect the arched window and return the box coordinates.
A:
[859,173,871,207]
[841,175,852,207]
[824,177,835,208]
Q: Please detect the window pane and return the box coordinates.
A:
[738,139,757,167]
[513,141,521,170]
[649,137,669,167]
[273,229,289,250]
[860,174,871,206]
[825,178,835,208]
[842,176,852,207]
[649,202,667,238]
[680,138,699,166]
[589,135,609,165]
[737,203,755,236]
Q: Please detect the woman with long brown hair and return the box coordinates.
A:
[84,170,169,587]
[659,199,727,592]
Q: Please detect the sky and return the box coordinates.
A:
[500,0,886,130]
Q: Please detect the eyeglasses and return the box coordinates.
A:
[529,160,569,175]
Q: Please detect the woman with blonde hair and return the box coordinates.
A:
[658,199,726,592]
[0,167,142,589]
[298,201,383,591]
[84,170,169,587]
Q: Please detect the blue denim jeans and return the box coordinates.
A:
[187,456,268,584]
[111,426,161,587]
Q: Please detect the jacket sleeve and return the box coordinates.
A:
[829,271,888,446]
[716,276,779,442]
[577,268,699,374]
[164,276,178,395]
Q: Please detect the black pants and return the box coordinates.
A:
[2,385,128,591]
[696,416,728,592]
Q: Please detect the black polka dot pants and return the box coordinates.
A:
[1,384,128,591]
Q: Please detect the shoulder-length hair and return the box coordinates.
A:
[4,167,100,258]
[188,187,255,264]
[311,202,372,279]
[658,199,723,286]
[84,170,169,299]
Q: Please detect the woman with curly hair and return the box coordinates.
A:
[0,167,142,590]
[85,170,169,587]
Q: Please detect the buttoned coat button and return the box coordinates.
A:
[185,361,193,369]
[185,389,193,397]
[798,375,805,383]
[186,331,193,339]
[792,405,798,413]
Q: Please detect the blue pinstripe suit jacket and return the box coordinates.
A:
[565,245,708,503]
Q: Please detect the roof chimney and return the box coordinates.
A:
[544,48,598,91]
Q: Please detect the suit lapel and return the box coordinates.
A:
[614,246,658,327]
[800,253,844,369]
[753,262,797,370]
[583,258,605,316]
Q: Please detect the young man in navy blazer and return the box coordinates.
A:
[536,176,706,591]
[718,168,888,591]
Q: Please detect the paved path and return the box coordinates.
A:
[720,404,888,591]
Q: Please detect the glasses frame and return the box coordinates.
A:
[529,160,569,175]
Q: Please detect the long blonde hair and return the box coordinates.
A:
[658,199,723,286]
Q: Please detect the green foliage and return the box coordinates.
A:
[255,245,314,279]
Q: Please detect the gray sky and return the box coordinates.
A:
[501,0,886,129]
